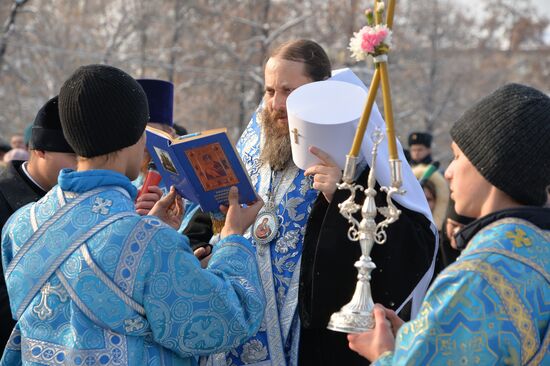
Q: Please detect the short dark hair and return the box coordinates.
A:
[269,39,332,81]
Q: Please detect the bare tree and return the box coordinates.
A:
[0,0,547,157]
[479,0,549,51]
[391,0,477,144]
[0,0,29,75]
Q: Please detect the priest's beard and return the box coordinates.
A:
[260,107,292,171]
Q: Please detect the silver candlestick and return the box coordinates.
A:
[327,128,405,333]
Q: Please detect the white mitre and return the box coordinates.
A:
[287,80,366,171]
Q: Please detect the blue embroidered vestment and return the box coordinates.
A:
[374,217,549,365]
[206,110,318,366]
[1,169,265,366]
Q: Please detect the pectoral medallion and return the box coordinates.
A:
[252,201,279,248]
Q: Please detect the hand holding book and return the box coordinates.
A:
[219,186,264,238]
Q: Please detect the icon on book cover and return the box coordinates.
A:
[186,143,239,191]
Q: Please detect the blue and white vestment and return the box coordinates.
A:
[374,214,549,365]
[1,169,265,366]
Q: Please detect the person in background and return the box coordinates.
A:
[421,180,436,211]
[412,163,450,231]
[9,135,25,151]
[134,78,207,260]
[408,132,433,166]
[434,198,473,274]
[348,83,550,365]
[134,78,177,193]
[0,96,76,354]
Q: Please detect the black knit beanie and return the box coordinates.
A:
[58,64,149,157]
[450,83,550,206]
[30,96,74,153]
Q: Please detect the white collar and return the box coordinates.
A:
[21,161,47,192]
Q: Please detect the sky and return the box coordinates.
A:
[532,0,550,15]
[459,0,550,17]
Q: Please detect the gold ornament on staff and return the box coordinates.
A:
[327,0,405,334]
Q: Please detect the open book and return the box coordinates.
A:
[145,126,256,212]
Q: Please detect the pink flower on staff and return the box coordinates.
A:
[361,26,389,53]
[349,24,392,62]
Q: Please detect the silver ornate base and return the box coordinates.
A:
[326,307,375,334]
[327,256,376,333]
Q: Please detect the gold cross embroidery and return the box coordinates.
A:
[291,128,300,144]
[505,228,532,248]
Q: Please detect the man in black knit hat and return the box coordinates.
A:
[1,64,265,365]
[0,96,76,353]
[348,83,550,365]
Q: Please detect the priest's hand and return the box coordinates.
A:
[135,185,163,215]
[220,186,263,238]
[347,304,396,361]
[149,186,184,230]
[305,146,342,203]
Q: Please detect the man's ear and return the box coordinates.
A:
[34,149,46,159]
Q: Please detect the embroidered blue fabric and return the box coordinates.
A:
[1,169,265,366]
[374,218,550,366]
[205,108,317,366]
